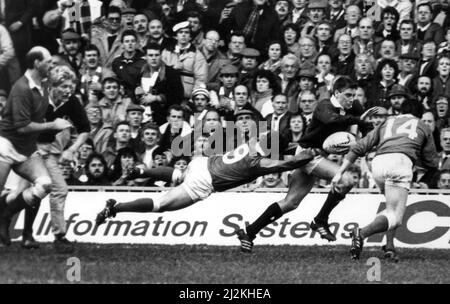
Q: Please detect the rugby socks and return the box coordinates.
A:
[1,192,29,220]
[23,202,41,237]
[360,215,389,239]
[385,229,396,251]
[246,203,283,240]
[314,191,345,224]
[115,198,155,213]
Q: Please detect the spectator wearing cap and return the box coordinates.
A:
[199,30,230,89]
[300,0,327,38]
[125,103,145,152]
[93,75,132,126]
[396,20,422,57]
[432,55,450,101]
[112,29,146,101]
[387,84,409,116]
[234,108,258,144]
[220,0,280,54]
[162,20,208,100]
[91,6,124,69]
[327,0,346,31]
[60,29,84,76]
[209,64,239,111]
[398,52,420,89]
[85,105,113,156]
[238,47,260,88]
[137,42,184,126]
[121,7,136,31]
[416,2,444,46]
[189,86,211,127]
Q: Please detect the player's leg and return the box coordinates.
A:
[237,168,316,252]
[0,161,13,245]
[382,229,399,262]
[95,185,196,226]
[309,158,356,240]
[0,155,52,246]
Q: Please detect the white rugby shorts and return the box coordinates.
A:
[371,153,413,191]
[181,156,214,202]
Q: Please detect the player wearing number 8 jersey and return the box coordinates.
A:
[331,101,439,260]
[94,135,316,226]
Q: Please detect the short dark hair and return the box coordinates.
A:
[168,104,185,116]
[251,69,281,95]
[417,2,433,13]
[142,123,161,135]
[85,152,108,173]
[145,42,162,52]
[187,10,202,22]
[121,29,137,42]
[25,49,44,70]
[83,44,100,57]
[332,76,357,93]
[114,121,130,132]
[399,19,416,31]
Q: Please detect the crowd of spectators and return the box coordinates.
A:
[1,0,450,190]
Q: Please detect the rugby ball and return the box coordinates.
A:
[322,132,356,155]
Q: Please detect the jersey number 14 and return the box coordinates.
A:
[384,118,418,140]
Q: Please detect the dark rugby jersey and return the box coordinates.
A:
[299,99,364,149]
[348,114,438,168]
[208,143,313,191]
[0,76,48,156]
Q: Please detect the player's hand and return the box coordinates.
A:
[9,21,23,32]
[360,107,385,121]
[141,93,158,105]
[52,118,72,131]
[125,167,143,180]
[331,172,342,193]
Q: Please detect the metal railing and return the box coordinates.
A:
[67,186,450,195]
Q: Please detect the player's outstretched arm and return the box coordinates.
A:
[125,166,176,183]
[258,148,316,173]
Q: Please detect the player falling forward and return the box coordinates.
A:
[95,137,316,226]
[331,101,438,260]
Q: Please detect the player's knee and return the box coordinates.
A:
[380,210,401,230]
[336,172,357,194]
[32,176,52,199]
[279,198,300,212]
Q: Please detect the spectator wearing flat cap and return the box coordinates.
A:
[121,7,137,31]
[238,47,260,88]
[60,29,84,76]
[125,103,145,153]
[387,84,410,116]
[300,0,327,39]
[209,64,239,111]
[398,52,420,89]
[189,85,211,128]
[219,0,280,55]
[161,20,208,100]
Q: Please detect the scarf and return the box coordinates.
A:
[243,5,261,45]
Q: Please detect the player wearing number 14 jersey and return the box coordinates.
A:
[331,102,439,260]
[95,137,316,226]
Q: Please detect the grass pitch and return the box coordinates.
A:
[0,243,448,284]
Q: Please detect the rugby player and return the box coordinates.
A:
[331,100,438,260]
[95,111,316,226]
[236,76,379,252]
